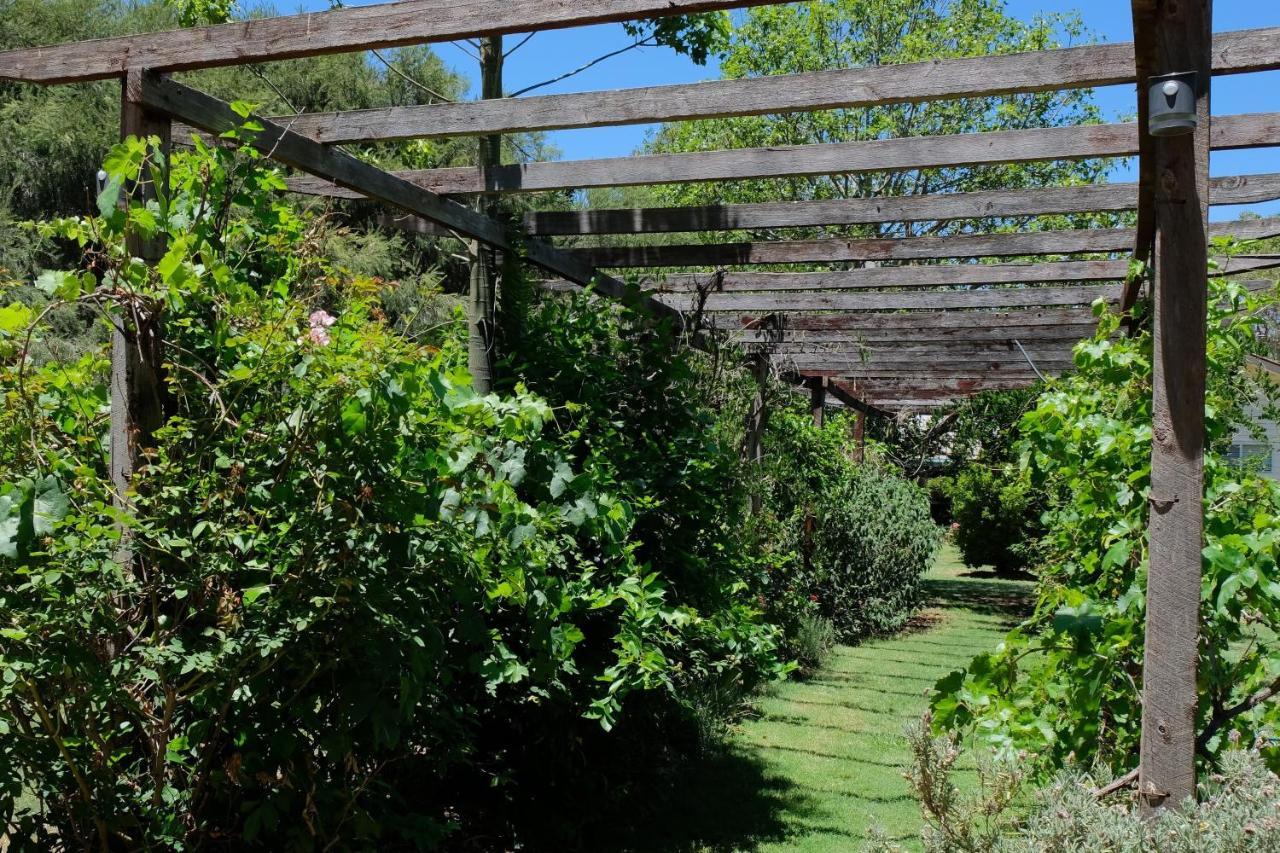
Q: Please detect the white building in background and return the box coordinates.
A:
[1228,356,1280,480]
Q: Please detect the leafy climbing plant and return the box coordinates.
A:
[932,279,1280,775]
[0,119,782,849]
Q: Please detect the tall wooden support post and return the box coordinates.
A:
[468,36,504,394]
[853,411,866,463]
[809,377,826,428]
[745,356,770,515]
[1137,0,1213,815]
[111,69,170,545]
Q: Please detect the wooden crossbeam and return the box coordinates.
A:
[137,74,683,327]
[288,112,1280,197]
[668,284,1121,313]
[730,324,1099,344]
[814,376,1043,394]
[708,307,1103,331]
[195,27,1280,144]
[0,0,785,85]
[782,364,1069,378]
[752,340,1077,358]
[570,219,1280,270]
[647,261,1128,292]
[525,172,1280,235]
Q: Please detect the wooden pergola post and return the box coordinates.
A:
[110,69,170,549]
[746,355,770,515]
[467,35,503,394]
[1134,0,1213,814]
[809,376,826,428]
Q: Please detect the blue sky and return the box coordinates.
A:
[295,1,1280,220]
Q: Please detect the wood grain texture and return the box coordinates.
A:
[706,307,1103,331]
[525,172,1280,235]
[0,0,785,84]
[751,340,1078,359]
[576,229,1137,268]
[644,261,1128,292]
[730,324,1099,344]
[1137,0,1211,814]
[288,113,1280,197]
[664,284,1122,313]
[165,27,1279,143]
[565,218,1278,270]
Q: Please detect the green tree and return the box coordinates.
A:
[646,0,1112,241]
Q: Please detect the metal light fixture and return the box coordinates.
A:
[1148,72,1198,137]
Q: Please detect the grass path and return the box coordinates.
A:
[625,544,1032,852]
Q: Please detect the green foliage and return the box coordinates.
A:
[877,722,1280,852]
[0,129,781,849]
[164,0,234,26]
[623,13,731,65]
[931,282,1280,775]
[946,465,1045,577]
[761,408,941,642]
[646,0,1113,239]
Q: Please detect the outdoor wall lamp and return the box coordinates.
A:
[1148,72,1198,137]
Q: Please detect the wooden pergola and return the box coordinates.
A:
[0,0,1271,814]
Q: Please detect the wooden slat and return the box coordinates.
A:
[778,362,1070,377]
[137,75,680,326]
[753,340,1076,358]
[526,172,1280,235]
[0,0,785,85]
[707,307,1103,331]
[649,261,1127,292]
[668,284,1121,313]
[576,231,1131,268]
[814,376,1044,393]
[730,324,1099,344]
[289,112,1280,198]
[180,27,1280,144]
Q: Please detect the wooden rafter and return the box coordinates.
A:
[172,27,1280,144]
[0,0,786,84]
[524,172,1280,235]
[287,112,1280,197]
[568,220,1280,269]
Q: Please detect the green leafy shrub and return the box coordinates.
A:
[946,465,1045,577]
[931,282,1280,775]
[762,408,941,642]
[0,130,782,849]
[872,721,1280,852]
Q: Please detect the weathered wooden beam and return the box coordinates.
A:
[288,112,1280,197]
[753,340,1078,359]
[665,285,1121,313]
[137,75,683,327]
[197,27,1280,144]
[816,375,1044,395]
[653,261,1123,292]
[571,219,1280,270]
[112,69,171,569]
[708,307,1103,331]
[0,0,786,85]
[525,172,1280,235]
[580,231,1132,268]
[1136,0,1212,816]
[809,377,827,428]
[778,361,1072,377]
[730,324,1099,344]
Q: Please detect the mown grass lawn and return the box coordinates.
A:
[618,543,1032,852]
